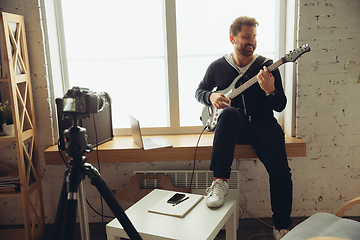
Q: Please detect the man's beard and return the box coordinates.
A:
[238,43,256,57]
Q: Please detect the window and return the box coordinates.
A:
[176,0,277,127]
[54,0,281,135]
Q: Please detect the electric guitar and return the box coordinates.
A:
[200,44,311,131]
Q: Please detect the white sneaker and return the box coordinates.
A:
[273,227,289,240]
[205,179,229,208]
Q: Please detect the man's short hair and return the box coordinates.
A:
[229,16,259,37]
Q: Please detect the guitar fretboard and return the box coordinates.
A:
[228,58,284,100]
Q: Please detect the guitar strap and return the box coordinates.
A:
[234,55,268,88]
[231,55,269,109]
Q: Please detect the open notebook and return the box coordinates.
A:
[129,115,173,150]
[148,192,204,218]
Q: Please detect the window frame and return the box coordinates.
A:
[43,0,293,139]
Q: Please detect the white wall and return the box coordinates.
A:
[293,0,360,216]
[0,0,359,225]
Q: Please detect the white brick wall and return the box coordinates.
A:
[0,0,359,225]
[295,0,360,216]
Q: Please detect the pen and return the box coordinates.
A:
[173,196,189,206]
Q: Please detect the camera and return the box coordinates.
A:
[56,87,113,151]
[62,86,110,116]
[57,87,113,157]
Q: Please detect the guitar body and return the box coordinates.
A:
[200,79,236,131]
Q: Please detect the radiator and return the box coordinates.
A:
[134,170,240,228]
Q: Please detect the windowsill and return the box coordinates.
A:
[44,133,306,165]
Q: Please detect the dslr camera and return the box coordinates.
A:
[62,86,110,116]
[59,87,112,157]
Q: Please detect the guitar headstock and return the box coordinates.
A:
[282,44,311,63]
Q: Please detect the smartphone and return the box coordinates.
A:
[167,193,186,204]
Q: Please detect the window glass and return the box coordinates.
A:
[176,0,276,126]
[60,0,277,130]
[61,0,166,128]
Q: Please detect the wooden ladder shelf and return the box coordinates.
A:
[0,12,45,240]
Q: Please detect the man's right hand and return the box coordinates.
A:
[209,92,230,109]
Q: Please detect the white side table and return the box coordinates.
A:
[106,189,237,240]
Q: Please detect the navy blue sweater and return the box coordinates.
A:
[195,55,287,121]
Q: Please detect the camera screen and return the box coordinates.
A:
[63,98,76,112]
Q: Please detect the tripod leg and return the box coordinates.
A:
[63,197,78,240]
[63,164,83,240]
[84,163,142,240]
[51,175,68,240]
[78,180,90,240]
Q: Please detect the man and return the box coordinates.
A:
[195,16,292,240]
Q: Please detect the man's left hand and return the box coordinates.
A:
[257,66,275,94]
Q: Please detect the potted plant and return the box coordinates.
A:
[0,101,14,136]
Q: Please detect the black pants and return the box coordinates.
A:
[210,107,293,229]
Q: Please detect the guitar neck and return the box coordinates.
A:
[228,58,284,100]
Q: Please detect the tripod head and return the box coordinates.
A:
[64,114,93,160]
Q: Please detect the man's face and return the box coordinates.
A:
[234,25,257,57]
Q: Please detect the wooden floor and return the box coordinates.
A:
[0,217,307,240]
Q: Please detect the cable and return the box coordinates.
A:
[85,198,114,218]
[238,191,274,240]
[235,160,274,240]
[92,114,101,173]
[92,114,106,222]
[188,124,209,193]
[237,159,273,227]
[58,138,68,168]
[246,234,273,240]
[239,204,273,229]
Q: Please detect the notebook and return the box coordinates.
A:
[148,192,204,218]
[129,115,173,150]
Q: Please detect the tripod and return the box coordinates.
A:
[51,116,142,240]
